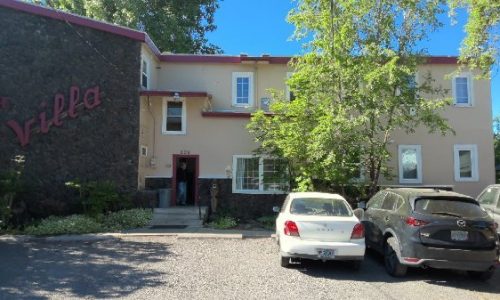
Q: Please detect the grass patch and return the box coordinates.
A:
[23,208,153,236]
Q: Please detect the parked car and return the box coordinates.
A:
[477,184,500,236]
[274,192,365,269]
[360,188,499,280]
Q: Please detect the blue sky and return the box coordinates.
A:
[206,0,499,119]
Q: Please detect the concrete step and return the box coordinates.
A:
[150,206,207,226]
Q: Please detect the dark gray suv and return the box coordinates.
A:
[361,188,499,280]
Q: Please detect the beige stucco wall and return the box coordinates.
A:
[157,62,290,110]
[138,59,494,197]
[381,64,495,197]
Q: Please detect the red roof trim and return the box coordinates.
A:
[140,91,208,98]
[425,56,459,64]
[201,111,274,118]
[160,55,293,64]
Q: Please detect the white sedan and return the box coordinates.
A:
[274,192,365,268]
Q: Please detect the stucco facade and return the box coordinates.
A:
[138,51,495,202]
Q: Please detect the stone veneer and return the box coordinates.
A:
[0,7,141,217]
[145,177,286,219]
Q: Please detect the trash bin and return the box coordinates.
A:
[158,188,171,208]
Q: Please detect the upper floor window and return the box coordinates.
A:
[141,59,149,89]
[398,145,422,184]
[452,73,473,107]
[232,155,289,193]
[453,144,478,182]
[232,72,254,107]
[162,98,186,135]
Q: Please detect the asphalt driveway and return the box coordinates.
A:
[0,236,498,299]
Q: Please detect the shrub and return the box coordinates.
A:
[209,215,238,229]
[0,170,22,229]
[100,208,153,230]
[23,209,153,236]
[24,215,103,236]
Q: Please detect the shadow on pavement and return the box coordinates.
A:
[296,248,500,296]
[0,239,172,299]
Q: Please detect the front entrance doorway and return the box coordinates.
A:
[172,154,199,206]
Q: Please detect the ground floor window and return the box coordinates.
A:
[232,155,289,193]
[453,144,478,182]
[398,145,422,184]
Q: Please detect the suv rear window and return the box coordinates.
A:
[414,197,487,218]
[290,198,352,217]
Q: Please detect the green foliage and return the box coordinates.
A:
[24,214,103,235]
[249,0,453,196]
[449,0,500,74]
[256,215,276,230]
[99,208,153,230]
[66,180,122,217]
[0,156,25,229]
[209,215,237,229]
[31,0,222,53]
[23,209,153,236]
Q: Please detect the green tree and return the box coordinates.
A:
[249,0,453,196]
[449,0,500,74]
[29,0,222,53]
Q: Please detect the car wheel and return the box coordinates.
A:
[384,237,407,277]
[351,260,362,270]
[467,267,496,281]
[280,254,291,268]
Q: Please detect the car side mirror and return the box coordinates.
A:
[353,208,364,220]
[272,206,280,213]
[357,201,366,210]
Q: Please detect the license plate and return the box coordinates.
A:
[317,249,335,258]
[451,230,468,241]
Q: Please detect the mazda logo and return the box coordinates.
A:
[457,220,466,227]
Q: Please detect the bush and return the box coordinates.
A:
[23,209,153,236]
[257,215,276,230]
[0,171,22,229]
[100,209,153,230]
[209,215,238,229]
[24,215,103,236]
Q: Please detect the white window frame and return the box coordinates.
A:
[162,98,186,135]
[453,144,479,182]
[232,155,288,194]
[398,145,423,184]
[232,72,254,107]
[141,58,149,89]
[286,72,294,101]
[452,73,473,107]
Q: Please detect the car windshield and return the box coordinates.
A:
[290,198,352,216]
[414,197,487,218]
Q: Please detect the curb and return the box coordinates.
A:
[0,232,275,242]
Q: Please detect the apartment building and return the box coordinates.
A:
[1,0,494,218]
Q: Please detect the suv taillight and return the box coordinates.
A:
[406,217,429,227]
[284,220,300,236]
[351,223,364,239]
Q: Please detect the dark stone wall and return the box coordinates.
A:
[0,7,141,217]
[144,177,285,219]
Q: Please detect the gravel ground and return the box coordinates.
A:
[0,236,499,300]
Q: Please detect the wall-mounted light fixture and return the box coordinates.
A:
[173,92,181,101]
[225,165,232,178]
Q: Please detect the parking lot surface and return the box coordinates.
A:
[0,236,498,299]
